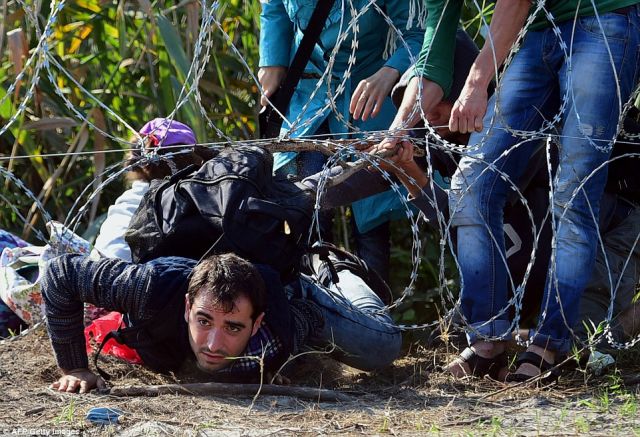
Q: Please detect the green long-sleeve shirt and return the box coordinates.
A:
[416,0,639,98]
[529,0,639,30]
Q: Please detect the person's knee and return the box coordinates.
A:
[449,162,486,228]
[343,328,402,371]
[368,329,402,369]
[552,196,599,243]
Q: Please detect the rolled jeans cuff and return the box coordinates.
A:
[528,329,572,354]
[466,320,512,345]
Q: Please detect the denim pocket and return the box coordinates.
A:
[577,11,630,41]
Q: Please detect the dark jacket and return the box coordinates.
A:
[42,255,293,382]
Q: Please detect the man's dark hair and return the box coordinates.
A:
[187,253,266,320]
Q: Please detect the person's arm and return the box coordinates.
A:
[258,67,287,107]
[350,66,401,121]
[412,0,464,105]
[382,0,427,73]
[258,0,293,107]
[372,0,462,153]
[41,255,159,393]
[380,141,452,226]
[302,166,393,209]
[94,182,148,261]
[370,138,426,197]
[449,0,531,134]
[388,77,445,132]
[258,0,293,68]
[258,0,293,106]
[350,0,427,122]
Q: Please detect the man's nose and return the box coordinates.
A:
[206,328,224,351]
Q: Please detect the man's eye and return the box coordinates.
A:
[198,319,210,327]
[227,325,241,333]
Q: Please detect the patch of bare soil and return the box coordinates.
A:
[1,326,640,436]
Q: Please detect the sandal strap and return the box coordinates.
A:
[505,372,532,384]
[505,369,559,385]
[515,351,554,372]
[505,351,561,385]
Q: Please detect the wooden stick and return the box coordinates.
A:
[102,382,353,402]
[323,149,396,188]
[253,138,425,157]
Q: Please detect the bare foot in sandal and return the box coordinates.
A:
[506,345,558,384]
[447,341,508,380]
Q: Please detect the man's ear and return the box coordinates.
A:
[184,294,190,323]
[251,312,265,336]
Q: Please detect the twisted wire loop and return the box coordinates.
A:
[1,0,640,349]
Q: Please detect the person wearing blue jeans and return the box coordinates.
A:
[444,3,640,381]
[42,252,400,392]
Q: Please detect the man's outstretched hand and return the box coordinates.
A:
[448,83,488,134]
[350,66,400,121]
[51,368,106,394]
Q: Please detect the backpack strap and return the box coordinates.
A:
[306,241,340,284]
[93,330,118,381]
[92,319,169,381]
[306,242,393,305]
[259,0,337,138]
[92,286,188,378]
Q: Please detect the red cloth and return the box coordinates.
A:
[84,312,143,364]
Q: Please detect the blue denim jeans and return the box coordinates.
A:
[449,7,640,352]
[298,270,401,370]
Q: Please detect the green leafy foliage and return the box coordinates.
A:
[1,0,261,239]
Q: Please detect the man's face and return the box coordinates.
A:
[426,100,454,137]
[426,100,470,145]
[184,290,264,373]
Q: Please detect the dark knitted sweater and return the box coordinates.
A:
[42,254,321,381]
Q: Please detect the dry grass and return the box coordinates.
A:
[1,326,640,436]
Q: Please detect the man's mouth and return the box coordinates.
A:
[201,351,227,363]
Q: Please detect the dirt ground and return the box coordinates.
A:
[1,326,640,436]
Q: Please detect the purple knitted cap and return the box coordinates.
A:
[139,118,196,147]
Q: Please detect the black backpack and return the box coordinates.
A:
[125,145,315,278]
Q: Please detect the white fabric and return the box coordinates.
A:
[94,180,149,261]
[0,221,99,324]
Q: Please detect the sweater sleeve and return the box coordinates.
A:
[382,0,427,73]
[413,0,464,98]
[259,0,294,67]
[301,166,392,209]
[409,182,450,223]
[42,255,155,371]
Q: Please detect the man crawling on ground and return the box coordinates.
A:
[42,252,401,393]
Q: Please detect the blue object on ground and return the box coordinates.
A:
[86,407,124,425]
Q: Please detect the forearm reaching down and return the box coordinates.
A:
[42,255,154,372]
[449,0,531,133]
